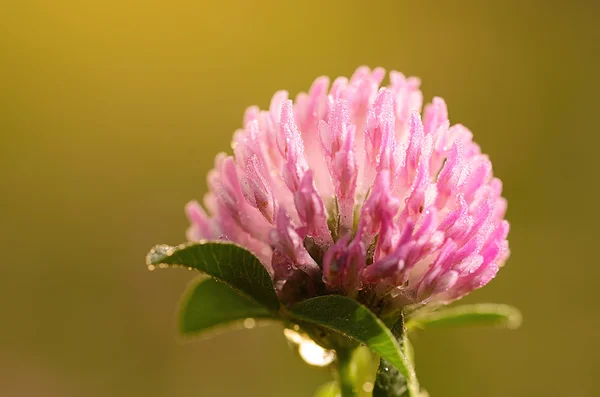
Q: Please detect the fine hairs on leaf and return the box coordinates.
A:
[373,315,414,397]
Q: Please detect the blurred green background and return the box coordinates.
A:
[1,0,598,396]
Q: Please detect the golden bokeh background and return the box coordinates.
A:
[1,1,598,396]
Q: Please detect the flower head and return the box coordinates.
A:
[186,66,509,309]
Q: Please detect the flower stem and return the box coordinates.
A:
[336,348,357,397]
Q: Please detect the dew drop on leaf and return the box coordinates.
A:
[283,329,335,367]
[146,244,175,265]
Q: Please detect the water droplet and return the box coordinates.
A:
[146,244,175,264]
[283,328,304,344]
[298,340,335,367]
[283,328,335,367]
[147,265,156,271]
[362,382,374,393]
[243,318,256,329]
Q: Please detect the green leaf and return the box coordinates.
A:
[290,295,418,396]
[406,303,522,331]
[351,346,377,397]
[314,381,339,397]
[146,241,280,310]
[179,278,275,335]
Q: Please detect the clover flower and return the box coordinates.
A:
[185,66,509,310]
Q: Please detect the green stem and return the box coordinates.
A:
[373,313,419,397]
[336,348,358,397]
